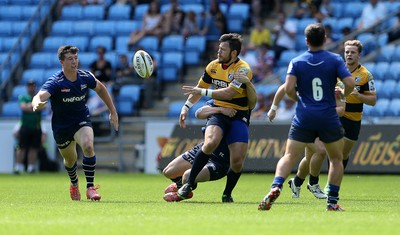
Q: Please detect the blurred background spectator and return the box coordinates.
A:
[90,46,113,86]
[272,12,297,62]
[358,0,387,30]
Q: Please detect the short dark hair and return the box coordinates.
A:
[219,33,243,55]
[58,45,79,60]
[304,23,325,47]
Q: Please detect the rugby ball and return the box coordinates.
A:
[133,50,153,79]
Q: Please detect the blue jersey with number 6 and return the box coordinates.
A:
[287,50,351,130]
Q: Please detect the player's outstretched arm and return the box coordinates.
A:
[195,106,237,119]
[268,84,285,122]
[32,90,50,112]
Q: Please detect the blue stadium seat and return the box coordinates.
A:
[386,62,400,81]
[161,35,184,52]
[295,34,307,51]
[60,5,83,20]
[0,21,12,37]
[21,68,45,85]
[336,18,353,34]
[78,52,97,69]
[89,35,113,51]
[115,36,130,53]
[343,2,365,19]
[1,101,22,117]
[82,5,105,20]
[380,79,397,99]
[374,62,389,81]
[11,21,29,36]
[138,36,159,53]
[68,36,90,52]
[384,98,400,116]
[184,35,206,65]
[392,81,400,98]
[21,5,37,20]
[357,33,376,55]
[0,6,22,21]
[94,20,116,37]
[43,68,59,80]
[227,3,250,33]
[369,98,389,117]
[51,21,73,36]
[72,21,94,36]
[375,45,396,62]
[166,101,185,118]
[133,4,149,21]
[331,2,343,18]
[296,18,316,34]
[108,4,131,20]
[391,45,400,62]
[42,36,66,52]
[115,20,140,36]
[116,84,142,116]
[160,51,183,82]
[30,52,52,69]
[10,0,32,5]
[11,85,27,101]
[277,50,298,67]
[105,51,118,68]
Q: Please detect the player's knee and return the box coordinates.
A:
[82,144,94,156]
[202,141,218,153]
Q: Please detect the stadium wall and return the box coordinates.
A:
[155,122,400,174]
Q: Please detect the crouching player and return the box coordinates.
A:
[162,101,236,202]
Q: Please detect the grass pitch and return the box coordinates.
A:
[0,173,399,235]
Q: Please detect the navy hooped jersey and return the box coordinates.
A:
[41,70,97,132]
[287,50,351,130]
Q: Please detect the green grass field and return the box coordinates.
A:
[0,173,399,235]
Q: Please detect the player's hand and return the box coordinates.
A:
[32,101,47,112]
[109,112,119,131]
[267,109,276,122]
[220,107,237,117]
[179,106,189,128]
[182,86,201,96]
[233,72,250,84]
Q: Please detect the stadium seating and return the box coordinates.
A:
[108,4,131,20]
[226,3,250,33]
[182,3,204,15]
[0,6,23,21]
[89,35,113,51]
[116,84,142,116]
[67,36,89,52]
[137,36,159,53]
[21,68,45,85]
[29,52,52,69]
[161,35,184,52]
[160,51,183,82]
[384,98,400,116]
[133,4,148,21]
[115,20,140,36]
[166,101,185,118]
[60,5,83,20]
[51,21,73,36]
[72,21,94,36]
[386,62,400,81]
[184,35,206,65]
[0,21,12,37]
[369,98,389,117]
[82,5,105,20]
[1,101,22,117]
[380,79,397,99]
[115,36,130,53]
[94,20,116,37]
[375,45,396,62]
[277,50,299,67]
[374,62,389,81]
[77,52,97,69]
[42,36,66,52]
[11,85,27,101]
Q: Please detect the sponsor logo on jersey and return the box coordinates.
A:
[81,84,87,90]
[211,69,217,74]
[61,88,70,92]
[228,72,234,81]
[79,121,87,126]
[62,95,86,103]
[212,79,228,88]
[355,76,360,83]
[238,67,249,75]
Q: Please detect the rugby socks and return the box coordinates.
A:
[171,176,183,188]
[187,150,210,186]
[82,156,96,188]
[271,176,285,189]
[309,174,319,186]
[294,175,305,187]
[343,159,349,170]
[65,162,78,186]
[326,183,340,204]
[223,169,242,197]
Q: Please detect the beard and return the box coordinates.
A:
[218,54,232,64]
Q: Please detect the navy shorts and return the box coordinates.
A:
[181,150,229,181]
[53,120,92,149]
[340,117,361,141]
[206,114,249,145]
[288,124,344,144]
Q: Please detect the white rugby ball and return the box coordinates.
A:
[133,50,154,79]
